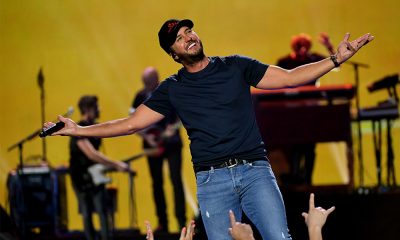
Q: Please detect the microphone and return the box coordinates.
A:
[39,106,73,138]
[64,106,74,117]
[39,121,65,138]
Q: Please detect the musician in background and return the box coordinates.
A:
[277,33,335,185]
[70,95,129,240]
[130,67,186,233]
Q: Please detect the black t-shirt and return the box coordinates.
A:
[144,55,269,167]
[69,120,101,191]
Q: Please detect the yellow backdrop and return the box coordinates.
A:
[1,0,399,233]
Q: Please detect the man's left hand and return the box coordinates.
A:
[336,32,374,64]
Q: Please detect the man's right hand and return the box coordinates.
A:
[115,161,130,172]
[43,115,78,136]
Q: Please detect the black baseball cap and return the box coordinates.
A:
[158,19,194,54]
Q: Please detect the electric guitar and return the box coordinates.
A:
[143,121,182,157]
[88,149,158,186]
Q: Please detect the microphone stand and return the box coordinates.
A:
[343,60,369,190]
[7,108,74,161]
[7,129,42,171]
[38,68,47,162]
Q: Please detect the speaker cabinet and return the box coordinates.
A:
[7,167,67,235]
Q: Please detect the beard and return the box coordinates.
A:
[174,40,205,64]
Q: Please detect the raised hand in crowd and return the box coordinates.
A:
[144,220,195,240]
[179,220,195,240]
[302,193,335,240]
[145,220,154,240]
[228,210,255,240]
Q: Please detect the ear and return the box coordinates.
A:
[170,52,179,60]
[170,50,182,63]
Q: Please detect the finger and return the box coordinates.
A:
[229,210,236,227]
[301,212,308,223]
[362,34,375,47]
[342,32,350,42]
[367,35,375,43]
[189,224,196,237]
[326,206,336,215]
[180,227,187,239]
[186,220,195,236]
[345,41,356,52]
[144,220,153,239]
[144,220,151,229]
[309,193,315,209]
[228,228,233,236]
[357,33,372,48]
[58,115,66,122]
[43,122,55,128]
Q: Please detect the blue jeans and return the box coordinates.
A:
[196,160,291,240]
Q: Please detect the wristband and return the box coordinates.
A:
[330,55,340,68]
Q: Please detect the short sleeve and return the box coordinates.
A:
[143,80,174,116]
[234,55,269,87]
[132,93,146,109]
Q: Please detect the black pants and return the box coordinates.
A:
[147,147,186,229]
[74,185,112,240]
[289,143,316,185]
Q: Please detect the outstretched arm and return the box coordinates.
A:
[43,104,165,138]
[302,193,335,240]
[256,32,374,89]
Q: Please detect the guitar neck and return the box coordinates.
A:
[121,153,145,163]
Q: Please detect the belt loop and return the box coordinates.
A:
[227,158,238,168]
[210,166,215,173]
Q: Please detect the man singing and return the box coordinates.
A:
[44,19,373,239]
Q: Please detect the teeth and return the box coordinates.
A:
[188,42,196,50]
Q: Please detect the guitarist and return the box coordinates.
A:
[70,95,129,240]
[130,67,186,233]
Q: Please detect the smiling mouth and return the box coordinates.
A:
[187,42,196,50]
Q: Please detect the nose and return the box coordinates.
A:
[183,33,193,42]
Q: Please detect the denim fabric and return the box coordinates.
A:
[196,160,291,240]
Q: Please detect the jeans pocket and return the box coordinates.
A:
[248,160,270,168]
[195,170,212,187]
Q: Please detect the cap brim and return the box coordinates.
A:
[177,19,194,30]
[171,19,194,39]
